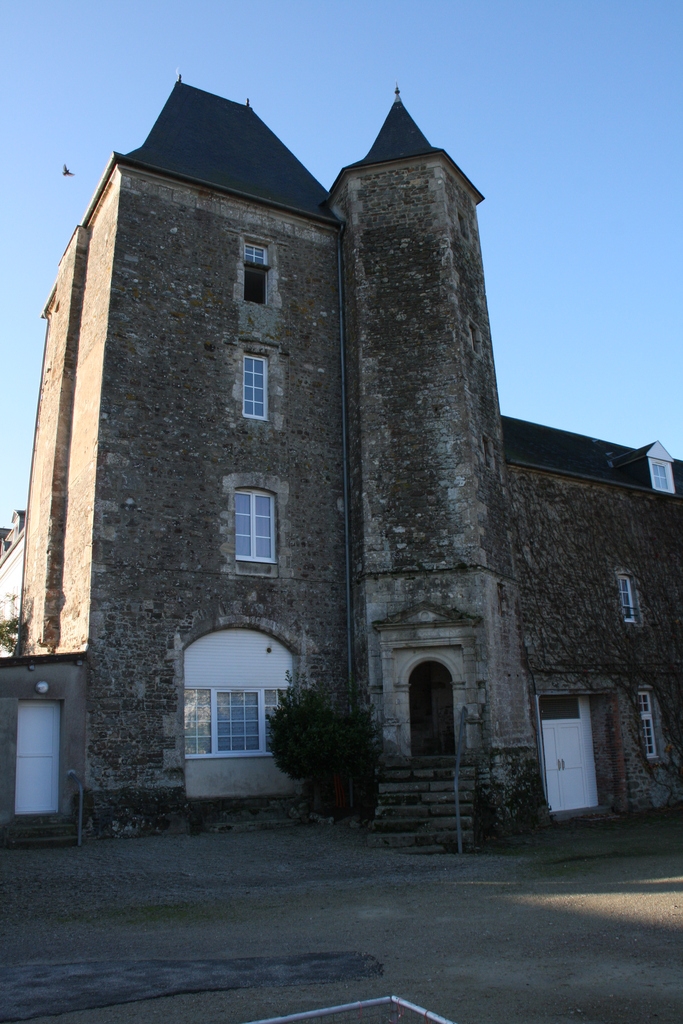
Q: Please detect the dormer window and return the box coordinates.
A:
[611,440,676,494]
[244,244,268,304]
[649,459,675,493]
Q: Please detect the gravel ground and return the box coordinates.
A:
[1,810,682,1024]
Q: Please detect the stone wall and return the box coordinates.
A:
[508,464,683,807]
[78,169,347,803]
[59,180,121,652]
[332,155,536,761]
[23,226,90,652]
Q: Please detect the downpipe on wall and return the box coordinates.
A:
[337,221,355,810]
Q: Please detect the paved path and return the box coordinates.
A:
[0,953,381,1021]
[0,811,681,1024]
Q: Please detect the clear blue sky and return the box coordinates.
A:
[1,0,681,526]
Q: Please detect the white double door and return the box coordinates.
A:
[542,697,598,812]
[15,701,60,815]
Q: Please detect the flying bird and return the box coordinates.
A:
[63,164,75,176]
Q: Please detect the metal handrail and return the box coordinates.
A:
[454,705,467,854]
[67,770,84,847]
[243,996,456,1024]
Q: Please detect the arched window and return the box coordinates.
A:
[184,629,292,758]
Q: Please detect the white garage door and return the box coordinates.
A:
[15,701,60,815]
[541,695,598,813]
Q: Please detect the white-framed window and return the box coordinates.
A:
[185,686,285,757]
[183,629,293,759]
[649,459,675,493]
[243,356,267,419]
[235,491,275,562]
[245,244,267,265]
[617,575,637,622]
[638,690,657,758]
[244,244,268,304]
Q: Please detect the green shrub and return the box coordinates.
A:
[0,617,18,655]
[268,679,380,786]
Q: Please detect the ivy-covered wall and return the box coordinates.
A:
[508,463,683,809]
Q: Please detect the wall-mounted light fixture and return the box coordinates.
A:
[35,681,49,694]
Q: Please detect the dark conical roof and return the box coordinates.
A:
[123,82,336,221]
[357,92,439,166]
[327,90,484,204]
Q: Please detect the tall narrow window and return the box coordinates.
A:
[235,491,275,562]
[243,356,267,419]
[469,323,481,354]
[618,575,637,622]
[184,688,211,755]
[638,691,657,757]
[244,244,268,304]
[217,690,259,751]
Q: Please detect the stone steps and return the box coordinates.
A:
[369,757,476,852]
[206,818,299,834]
[193,796,309,835]
[3,815,79,849]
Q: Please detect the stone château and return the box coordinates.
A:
[1,83,681,845]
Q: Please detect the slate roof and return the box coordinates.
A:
[329,92,484,203]
[355,93,439,166]
[123,83,337,222]
[502,417,683,494]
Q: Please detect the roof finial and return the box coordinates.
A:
[176,68,182,83]
[246,98,250,108]
[394,83,401,102]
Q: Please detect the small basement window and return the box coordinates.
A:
[244,244,268,304]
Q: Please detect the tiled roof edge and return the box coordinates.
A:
[115,154,341,225]
[506,457,683,498]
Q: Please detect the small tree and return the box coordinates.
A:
[0,615,18,655]
[0,593,19,655]
[268,677,380,810]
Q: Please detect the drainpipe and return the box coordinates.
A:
[336,223,353,691]
[525,642,547,801]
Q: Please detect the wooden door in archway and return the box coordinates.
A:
[409,661,455,756]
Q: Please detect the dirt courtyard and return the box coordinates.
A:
[1,810,682,1024]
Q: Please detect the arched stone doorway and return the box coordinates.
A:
[409,661,455,756]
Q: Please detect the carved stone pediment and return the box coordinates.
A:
[374,602,480,632]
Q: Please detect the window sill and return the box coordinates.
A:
[186,752,274,759]
[236,560,278,578]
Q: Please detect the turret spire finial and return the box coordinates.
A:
[394,83,401,102]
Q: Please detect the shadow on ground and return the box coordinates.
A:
[1,807,681,1024]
